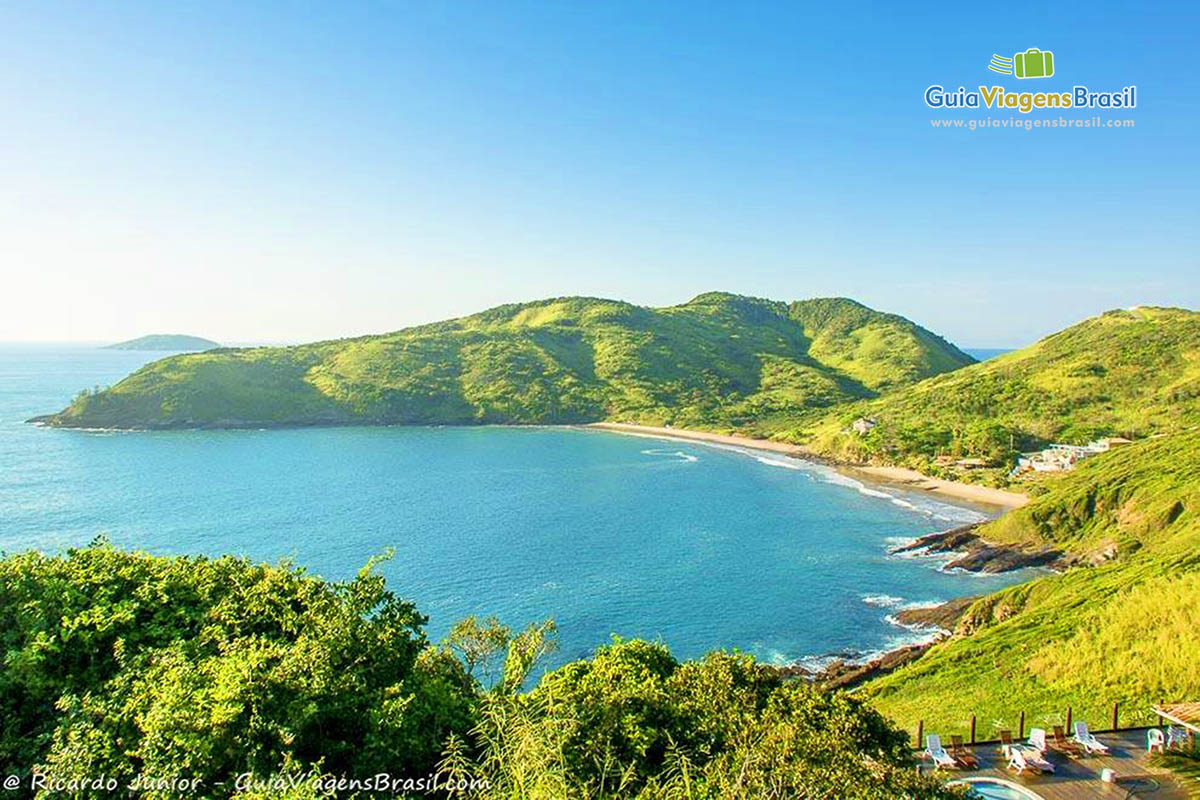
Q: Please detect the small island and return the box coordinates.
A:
[103,334,221,351]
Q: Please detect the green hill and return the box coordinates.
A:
[103,334,222,351]
[38,293,973,430]
[798,306,1200,479]
[861,431,1200,737]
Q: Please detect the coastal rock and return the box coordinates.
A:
[765,642,942,691]
[818,643,938,691]
[891,524,980,555]
[943,545,1063,573]
[892,596,979,631]
[892,525,1065,574]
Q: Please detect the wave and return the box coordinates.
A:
[770,459,987,524]
[862,593,944,611]
[884,535,918,549]
[639,448,699,463]
[611,430,988,525]
[861,593,906,608]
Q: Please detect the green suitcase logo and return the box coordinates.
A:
[1013,47,1054,79]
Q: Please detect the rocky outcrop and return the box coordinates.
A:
[892,596,979,631]
[767,642,940,690]
[891,524,1067,574]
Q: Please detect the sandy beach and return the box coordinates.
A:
[586,422,1028,510]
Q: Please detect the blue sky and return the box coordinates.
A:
[2,2,1196,346]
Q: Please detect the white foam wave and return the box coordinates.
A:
[600,425,989,523]
[792,654,843,672]
[862,593,945,611]
[900,599,944,610]
[861,593,905,608]
[640,448,699,463]
[751,453,807,471]
[884,535,918,549]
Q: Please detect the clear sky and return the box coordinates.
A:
[2,2,1196,347]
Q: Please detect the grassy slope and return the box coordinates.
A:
[796,306,1200,481]
[862,432,1200,737]
[44,293,973,429]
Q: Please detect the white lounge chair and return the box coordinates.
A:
[1168,726,1191,749]
[1008,747,1041,775]
[1148,728,1166,753]
[924,734,957,769]
[1074,722,1110,755]
[1020,730,1056,773]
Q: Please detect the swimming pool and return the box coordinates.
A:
[947,777,1044,800]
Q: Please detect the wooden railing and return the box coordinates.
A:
[913,701,1167,747]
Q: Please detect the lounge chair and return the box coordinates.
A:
[1007,746,1044,776]
[924,734,958,770]
[1148,728,1166,753]
[950,735,979,769]
[1051,725,1086,758]
[998,729,1015,756]
[1168,726,1192,749]
[1020,730,1057,773]
[1074,722,1110,755]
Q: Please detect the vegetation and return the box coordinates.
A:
[41,293,972,429]
[796,306,1200,482]
[860,431,1200,738]
[0,545,475,796]
[0,544,960,799]
[446,640,959,799]
[102,334,222,351]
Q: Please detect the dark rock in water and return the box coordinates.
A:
[819,643,937,691]
[764,642,941,691]
[891,523,980,555]
[943,545,1062,573]
[891,524,1065,574]
[893,596,979,631]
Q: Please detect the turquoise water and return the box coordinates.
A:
[949,779,1042,799]
[0,345,1031,670]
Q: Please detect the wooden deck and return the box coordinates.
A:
[920,729,1191,799]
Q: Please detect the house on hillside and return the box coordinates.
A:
[1013,435,1134,475]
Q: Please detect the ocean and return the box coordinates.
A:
[0,344,1031,671]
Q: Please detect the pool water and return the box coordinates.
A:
[950,778,1043,800]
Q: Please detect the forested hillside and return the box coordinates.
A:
[38,293,972,430]
[798,306,1200,477]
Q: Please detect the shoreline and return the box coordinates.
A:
[585,422,1028,683]
[585,422,1028,510]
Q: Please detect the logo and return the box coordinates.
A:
[924,46,1136,115]
[989,48,1055,79]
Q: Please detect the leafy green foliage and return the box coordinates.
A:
[799,307,1200,480]
[0,545,474,796]
[43,294,972,430]
[451,640,960,799]
[1,547,957,799]
[862,432,1200,737]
